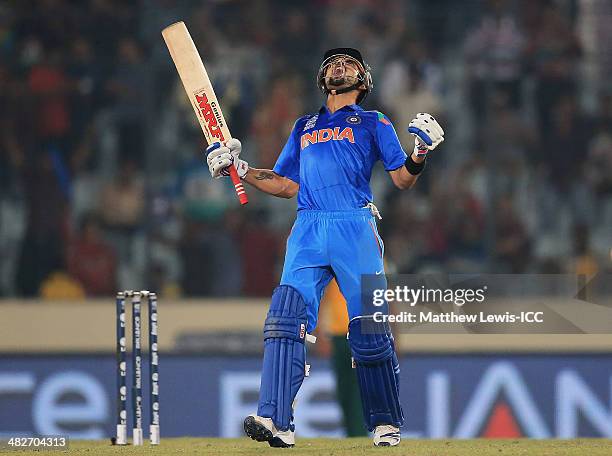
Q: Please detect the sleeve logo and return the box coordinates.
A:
[377,112,391,125]
[303,115,319,131]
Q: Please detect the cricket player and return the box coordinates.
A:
[206,48,444,447]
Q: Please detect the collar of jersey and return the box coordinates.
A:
[319,104,363,116]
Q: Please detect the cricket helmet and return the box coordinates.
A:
[317,47,373,104]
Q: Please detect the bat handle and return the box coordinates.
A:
[229,166,248,205]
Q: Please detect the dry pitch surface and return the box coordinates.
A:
[2,438,612,455]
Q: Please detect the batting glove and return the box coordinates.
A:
[408,113,445,157]
[205,138,249,179]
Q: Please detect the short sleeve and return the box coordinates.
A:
[273,121,301,184]
[374,112,407,171]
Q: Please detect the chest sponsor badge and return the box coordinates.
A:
[346,115,361,125]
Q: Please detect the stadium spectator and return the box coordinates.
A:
[105,37,147,165]
[251,76,304,169]
[585,115,612,199]
[98,158,145,231]
[40,271,85,300]
[380,40,445,149]
[463,0,526,119]
[66,214,117,296]
[238,210,280,296]
[493,195,531,273]
[15,152,69,296]
[27,45,71,145]
[540,95,589,195]
[570,224,598,279]
[97,158,145,272]
[526,2,582,133]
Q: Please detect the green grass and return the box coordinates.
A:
[4,438,612,456]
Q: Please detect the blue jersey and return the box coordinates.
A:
[273,104,407,210]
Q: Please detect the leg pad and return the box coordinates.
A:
[257,286,308,431]
[348,316,404,431]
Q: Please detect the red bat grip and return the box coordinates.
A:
[229,166,248,205]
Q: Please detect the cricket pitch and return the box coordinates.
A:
[7,438,612,455]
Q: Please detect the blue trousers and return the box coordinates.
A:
[280,209,386,332]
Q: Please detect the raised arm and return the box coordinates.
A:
[385,113,444,190]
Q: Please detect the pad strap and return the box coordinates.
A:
[264,316,306,341]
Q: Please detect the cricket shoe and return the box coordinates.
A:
[373,424,401,447]
[243,414,295,448]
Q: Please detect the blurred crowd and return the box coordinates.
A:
[0,0,611,299]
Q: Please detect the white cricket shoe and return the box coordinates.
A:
[373,424,401,447]
[243,414,295,448]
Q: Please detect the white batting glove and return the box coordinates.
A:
[408,113,445,157]
[205,138,249,179]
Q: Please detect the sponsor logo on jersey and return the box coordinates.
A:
[300,127,355,150]
[346,115,361,124]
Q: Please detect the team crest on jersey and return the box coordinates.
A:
[303,115,319,131]
[346,115,361,125]
[300,127,355,150]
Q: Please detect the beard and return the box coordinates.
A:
[326,73,358,89]
[327,75,346,87]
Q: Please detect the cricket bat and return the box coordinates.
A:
[162,21,248,205]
